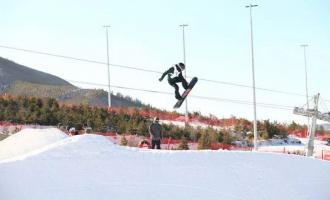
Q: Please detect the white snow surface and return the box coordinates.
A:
[0,128,68,160]
[1,128,330,200]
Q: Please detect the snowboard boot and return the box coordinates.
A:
[175,93,183,100]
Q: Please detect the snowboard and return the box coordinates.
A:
[173,77,198,109]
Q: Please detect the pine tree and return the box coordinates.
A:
[222,130,233,145]
[120,135,128,146]
[197,131,211,150]
[137,121,148,137]
[178,136,189,150]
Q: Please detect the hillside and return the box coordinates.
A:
[0,57,147,108]
[0,57,72,88]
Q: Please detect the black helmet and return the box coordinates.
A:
[178,63,185,71]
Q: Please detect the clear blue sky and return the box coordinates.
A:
[1,0,330,124]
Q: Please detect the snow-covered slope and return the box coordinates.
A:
[0,128,68,160]
[0,128,329,200]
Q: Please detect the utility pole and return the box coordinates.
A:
[246,4,258,150]
[103,25,111,109]
[180,24,189,126]
[301,44,310,136]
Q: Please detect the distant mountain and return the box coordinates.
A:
[0,57,148,108]
[0,57,72,88]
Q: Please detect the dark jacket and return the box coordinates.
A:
[159,65,183,82]
[149,122,162,141]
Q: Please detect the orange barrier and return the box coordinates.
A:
[322,150,330,161]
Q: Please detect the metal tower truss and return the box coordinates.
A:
[293,93,330,156]
[293,107,330,122]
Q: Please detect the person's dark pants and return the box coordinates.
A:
[169,74,188,100]
[151,139,161,149]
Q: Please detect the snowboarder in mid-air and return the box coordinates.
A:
[159,62,198,109]
[159,62,188,100]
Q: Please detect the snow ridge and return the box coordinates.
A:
[0,128,329,200]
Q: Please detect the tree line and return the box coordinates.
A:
[0,95,309,149]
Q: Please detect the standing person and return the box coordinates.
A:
[149,117,162,149]
[159,62,188,100]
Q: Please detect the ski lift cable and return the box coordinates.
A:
[0,44,322,100]
[318,96,329,113]
[67,79,293,111]
[301,97,311,110]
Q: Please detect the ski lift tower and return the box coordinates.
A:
[293,93,330,156]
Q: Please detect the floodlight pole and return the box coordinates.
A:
[180,24,189,126]
[246,4,258,151]
[301,44,310,135]
[103,25,111,109]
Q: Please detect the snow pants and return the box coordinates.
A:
[168,73,188,100]
[151,139,161,149]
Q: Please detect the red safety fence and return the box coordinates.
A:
[289,131,330,141]
[323,151,330,160]
[107,107,241,127]
[97,132,117,137]
[0,121,19,126]
[158,138,330,161]
[314,149,330,161]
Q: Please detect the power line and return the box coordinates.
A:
[198,77,305,97]
[67,79,294,111]
[0,44,316,99]
[0,45,160,74]
[0,43,300,111]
